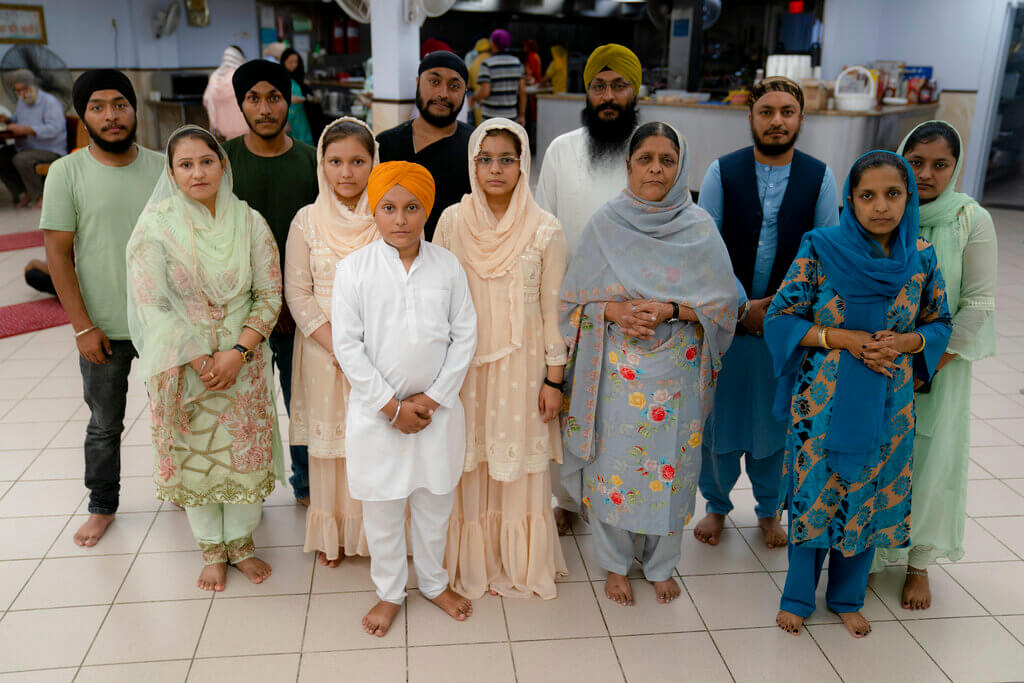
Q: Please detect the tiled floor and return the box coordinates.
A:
[1,205,1023,682]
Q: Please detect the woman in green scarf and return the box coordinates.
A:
[127,125,285,593]
[872,120,998,610]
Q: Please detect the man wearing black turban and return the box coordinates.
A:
[223,59,317,505]
[40,69,164,547]
[376,50,472,241]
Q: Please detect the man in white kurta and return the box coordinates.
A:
[534,44,641,521]
[332,232,477,608]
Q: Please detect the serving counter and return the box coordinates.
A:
[536,94,939,190]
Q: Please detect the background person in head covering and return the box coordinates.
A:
[0,68,67,207]
[534,43,642,533]
[376,51,472,242]
[224,59,318,506]
[203,46,248,141]
[694,76,839,552]
[40,68,165,548]
[126,125,285,594]
[434,118,569,601]
[559,122,737,607]
[765,151,951,639]
[466,37,492,125]
[469,29,525,125]
[871,121,998,612]
[280,47,316,145]
[331,160,477,638]
[540,45,568,94]
[285,117,379,569]
[262,41,286,63]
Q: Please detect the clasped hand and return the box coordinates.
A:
[605,300,696,339]
[189,350,243,392]
[844,330,918,379]
[387,393,439,435]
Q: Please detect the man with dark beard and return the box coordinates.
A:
[40,70,164,546]
[376,51,472,241]
[224,59,318,505]
[694,76,839,550]
[534,44,641,535]
[535,44,641,256]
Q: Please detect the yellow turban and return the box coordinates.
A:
[474,37,491,53]
[367,161,436,216]
[584,44,641,92]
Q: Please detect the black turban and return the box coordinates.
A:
[72,69,137,118]
[232,59,292,109]
[418,51,468,84]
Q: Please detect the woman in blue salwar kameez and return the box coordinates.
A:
[764,151,951,638]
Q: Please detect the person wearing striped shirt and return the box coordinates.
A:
[470,29,526,125]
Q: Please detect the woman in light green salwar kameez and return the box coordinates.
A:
[127,125,285,592]
[872,120,998,610]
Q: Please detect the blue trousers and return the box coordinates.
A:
[780,542,873,618]
[699,447,783,520]
[269,332,309,500]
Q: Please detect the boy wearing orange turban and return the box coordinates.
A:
[331,161,478,637]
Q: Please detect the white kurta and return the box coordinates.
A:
[534,127,628,255]
[331,239,478,502]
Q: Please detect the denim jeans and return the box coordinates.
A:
[80,340,136,515]
[269,332,309,499]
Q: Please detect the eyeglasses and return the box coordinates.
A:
[474,155,520,168]
[588,80,633,95]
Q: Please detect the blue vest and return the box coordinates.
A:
[718,146,826,297]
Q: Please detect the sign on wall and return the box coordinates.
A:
[0,4,45,44]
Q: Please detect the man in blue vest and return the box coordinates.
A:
[694,76,839,549]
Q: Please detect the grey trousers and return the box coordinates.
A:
[0,146,59,201]
[588,515,683,582]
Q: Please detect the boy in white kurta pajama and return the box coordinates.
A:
[331,161,477,636]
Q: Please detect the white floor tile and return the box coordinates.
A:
[595,578,704,635]
[12,553,133,609]
[21,447,84,480]
[188,654,300,683]
[86,599,211,665]
[0,378,38,401]
[0,421,64,451]
[0,450,38,479]
[966,479,1024,517]
[196,596,307,658]
[406,589,506,647]
[298,650,406,683]
[945,561,1024,614]
[214,546,313,598]
[0,357,59,379]
[408,643,516,683]
[767,571,893,625]
[116,550,211,603]
[556,534,588,582]
[905,616,1024,683]
[677,527,765,575]
[971,445,1024,478]
[0,558,36,609]
[310,553,376,593]
[684,572,781,630]
[970,419,1017,447]
[0,515,69,559]
[48,511,155,558]
[512,637,624,683]
[302,590,406,650]
[807,620,946,683]
[737,526,790,571]
[0,669,76,682]
[998,614,1024,643]
[991,417,1024,444]
[972,394,1024,419]
[0,479,85,517]
[977,516,1024,558]
[713,626,841,682]
[503,580,606,640]
[252,504,306,548]
[1,397,79,423]
[0,604,106,672]
[76,661,191,683]
[616,631,732,683]
[140,510,196,553]
[869,565,986,620]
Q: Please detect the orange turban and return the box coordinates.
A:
[366,161,436,216]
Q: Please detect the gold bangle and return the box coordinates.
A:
[822,326,832,350]
[911,333,926,354]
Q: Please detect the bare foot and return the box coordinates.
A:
[605,572,634,606]
[837,611,871,638]
[776,609,804,635]
[758,516,788,549]
[296,496,310,507]
[651,577,681,604]
[554,507,576,536]
[74,514,114,547]
[901,567,931,610]
[234,556,272,584]
[430,587,473,621]
[363,600,401,637]
[197,563,227,592]
[317,551,342,569]
[693,512,725,545]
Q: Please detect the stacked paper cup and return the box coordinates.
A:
[765,54,813,82]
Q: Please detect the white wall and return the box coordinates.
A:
[821,0,1015,196]
[0,0,259,69]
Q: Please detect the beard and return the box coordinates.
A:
[416,86,463,128]
[245,113,288,140]
[84,118,137,154]
[582,97,638,166]
[750,122,801,157]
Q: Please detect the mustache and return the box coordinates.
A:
[428,99,453,109]
[102,124,125,131]
[255,116,279,124]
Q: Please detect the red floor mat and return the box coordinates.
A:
[0,297,69,338]
[0,230,44,252]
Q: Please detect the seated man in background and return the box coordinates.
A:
[0,69,67,208]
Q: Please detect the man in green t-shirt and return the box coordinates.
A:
[40,70,164,547]
[223,60,317,504]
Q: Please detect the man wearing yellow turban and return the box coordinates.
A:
[331,159,478,638]
[535,43,643,535]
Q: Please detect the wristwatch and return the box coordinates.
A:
[233,344,254,364]
[668,302,680,322]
